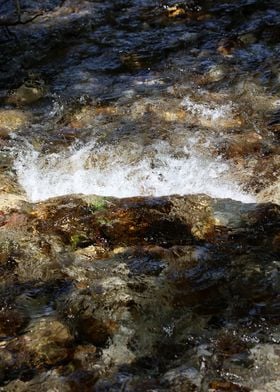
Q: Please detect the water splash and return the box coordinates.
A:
[181,96,233,121]
[14,140,255,203]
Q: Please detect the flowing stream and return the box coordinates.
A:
[0,0,280,390]
[2,0,278,204]
[14,137,254,203]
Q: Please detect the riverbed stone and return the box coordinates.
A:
[0,192,279,388]
[257,181,280,205]
[223,132,263,160]
[30,194,220,247]
[7,80,46,106]
[23,318,73,366]
[0,110,29,136]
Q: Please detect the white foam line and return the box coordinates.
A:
[14,140,255,203]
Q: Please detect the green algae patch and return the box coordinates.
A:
[86,196,108,212]
[70,233,91,251]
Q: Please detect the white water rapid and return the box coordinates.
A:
[14,139,255,203]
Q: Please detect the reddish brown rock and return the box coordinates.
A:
[30,194,217,247]
[222,132,263,161]
[217,37,243,56]
[24,319,73,366]
[209,380,249,391]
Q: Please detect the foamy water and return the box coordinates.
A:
[181,96,233,121]
[14,140,255,203]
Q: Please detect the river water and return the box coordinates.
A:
[1,0,279,204]
[0,0,280,391]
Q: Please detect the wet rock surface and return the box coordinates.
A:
[0,194,278,390]
[0,0,280,390]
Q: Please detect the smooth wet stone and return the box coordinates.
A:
[164,5,187,18]
[31,194,219,247]
[249,344,280,390]
[253,380,280,392]
[57,285,120,346]
[1,230,65,283]
[74,245,111,260]
[127,256,166,276]
[0,238,14,265]
[0,348,14,380]
[222,132,263,161]
[239,33,257,45]
[206,64,227,82]
[23,318,73,366]
[0,191,279,389]
[7,82,45,106]
[28,194,280,259]
[3,369,99,392]
[0,109,29,136]
[68,104,120,129]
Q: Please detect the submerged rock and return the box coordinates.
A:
[29,193,280,248]
[0,192,278,389]
[30,194,218,247]
[7,81,46,106]
[222,132,263,161]
[23,318,73,366]
[0,109,29,136]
